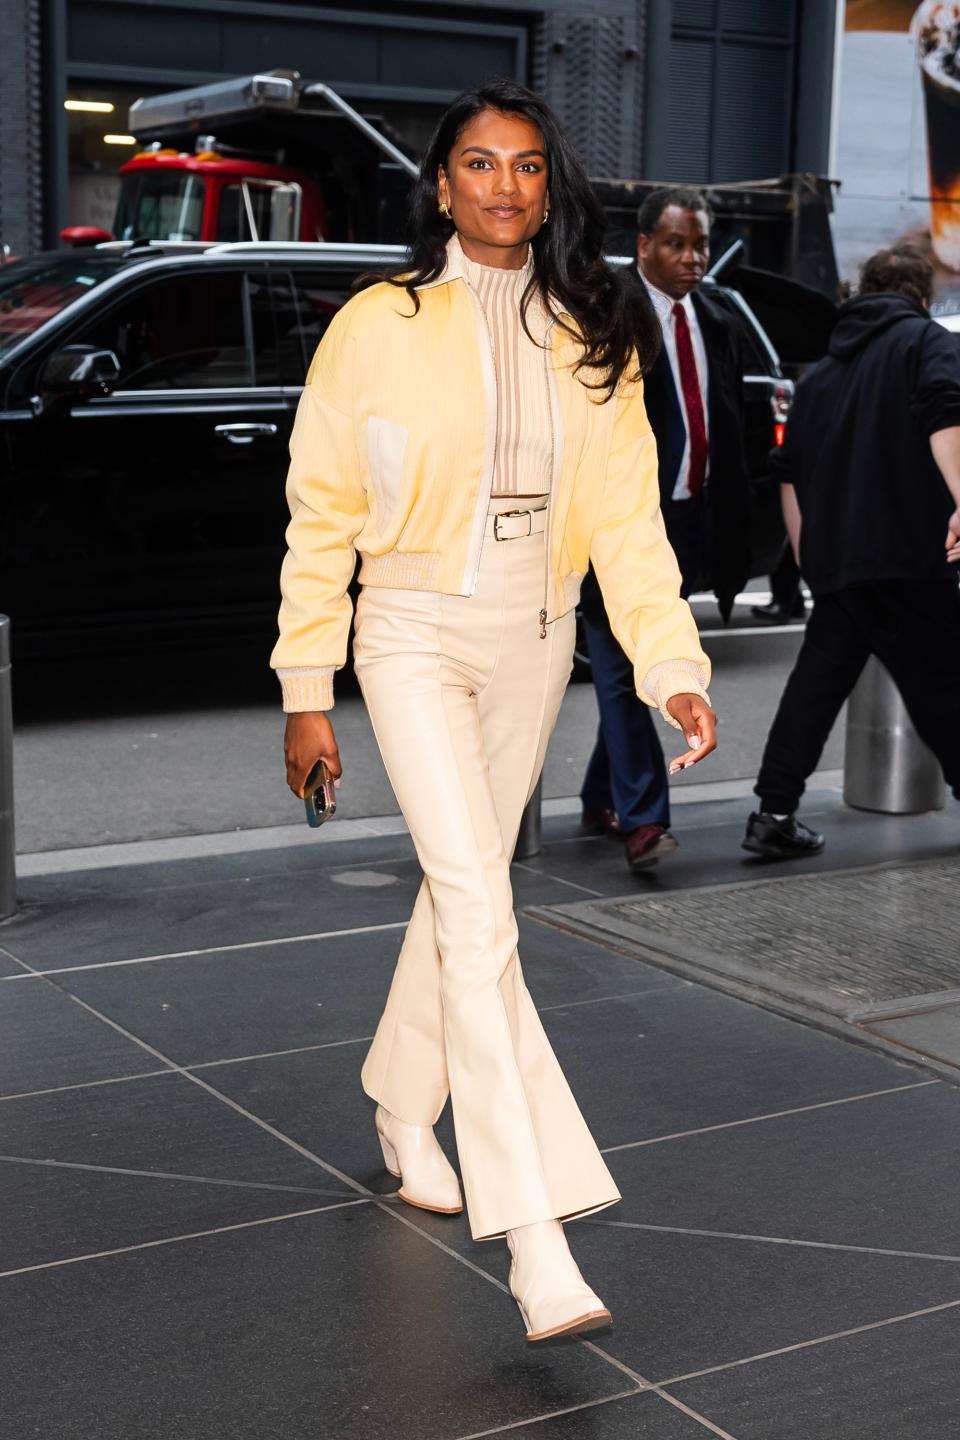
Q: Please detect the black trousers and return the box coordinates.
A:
[664,493,711,598]
[755,579,960,814]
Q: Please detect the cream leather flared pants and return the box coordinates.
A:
[354,503,621,1241]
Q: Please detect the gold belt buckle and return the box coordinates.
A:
[493,509,533,541]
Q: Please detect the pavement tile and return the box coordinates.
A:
[1,865,421,970]
[0,978,163,1096]
[457,1391,712,1437]
[2,1204,622,1440]
[667,1304,960,1440]
[5,854,577,973]
[602,1082,960,1255]
[200,977,913,1206]
[536,981,913,1153]
[59,930,403,1066]
[198,1045,417,1197]
[0,1157,350,1273]
[54,918,683,1069]
[0,947,26,977]
[405,1217,960,1388]
[0,1071,351,1193]
[569,1225,960,1384]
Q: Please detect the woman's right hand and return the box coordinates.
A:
[284,711,342,797]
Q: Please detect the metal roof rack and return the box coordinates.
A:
[94,239,213,253]
[202,240,407,259]
[128,71,418,179]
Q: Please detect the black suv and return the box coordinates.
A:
[0,240,826,660]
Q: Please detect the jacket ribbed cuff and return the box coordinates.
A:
[640,660,711,727]
[276,667,336,713]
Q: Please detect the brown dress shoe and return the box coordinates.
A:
[625,823,678,872]
[581,806,622,838]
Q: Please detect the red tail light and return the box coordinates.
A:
[774,422,786,447]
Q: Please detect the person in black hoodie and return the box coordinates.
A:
[744,245,960,858]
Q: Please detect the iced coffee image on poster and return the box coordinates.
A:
[917,2,960,269]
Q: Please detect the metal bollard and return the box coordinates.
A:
[514,777,543,860]
[844,655,945,815]
[0,617,15,919]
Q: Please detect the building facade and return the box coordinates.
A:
[2,0,839,254]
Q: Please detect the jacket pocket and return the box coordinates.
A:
[562,569,585,612]
[366,415,409,528]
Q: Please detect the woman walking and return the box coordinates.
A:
[273,79,715,1342]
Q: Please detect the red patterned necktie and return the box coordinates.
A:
[672,302,708,497]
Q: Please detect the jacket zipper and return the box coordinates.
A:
[460,275,499,597]
[540,314,562,639]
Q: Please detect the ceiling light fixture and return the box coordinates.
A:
[65,99,115,113]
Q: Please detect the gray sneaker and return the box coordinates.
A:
[742,811,825,859]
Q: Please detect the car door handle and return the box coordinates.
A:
[214,422,279,445]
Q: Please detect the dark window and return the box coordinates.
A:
[291,270,351,370]
[72,270,250,389]
[0,255,119,361]
[246,271,281,387]
[216,183,275,242]
[115,171,205,242]
[267,270,308,385]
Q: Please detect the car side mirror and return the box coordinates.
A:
[32,344,121,416]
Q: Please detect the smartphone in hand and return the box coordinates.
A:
[303,759,337,828]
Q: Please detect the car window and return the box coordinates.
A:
[216,184,275,242]
[0,255,120,361]
[246,271,282,387]
[115,172,205,243]
[267,270,308,384]
[291,270,352,369]
[71,270,251,389]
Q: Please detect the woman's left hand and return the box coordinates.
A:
[665,693,718,774]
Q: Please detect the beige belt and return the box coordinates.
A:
[485,506,549,541]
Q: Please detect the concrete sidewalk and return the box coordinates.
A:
[2,787,959,1438]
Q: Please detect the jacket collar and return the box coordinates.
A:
[418,233,575,338]
[416,233,467,290]
[417,232,534,290]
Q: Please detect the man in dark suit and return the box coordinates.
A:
[580,187,750,872]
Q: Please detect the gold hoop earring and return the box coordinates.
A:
[542,209,550,224]
[438,202,452,220]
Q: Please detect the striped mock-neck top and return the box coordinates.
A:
[457,239,553,499]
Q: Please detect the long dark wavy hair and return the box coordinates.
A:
[379,79,660,398]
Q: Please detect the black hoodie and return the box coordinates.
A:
[770,292,960,597]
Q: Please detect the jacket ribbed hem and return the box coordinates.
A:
[358,551,442,589]
[276,667,336,713]
[641,659,712,726]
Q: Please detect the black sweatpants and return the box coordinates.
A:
[755,579,960,814]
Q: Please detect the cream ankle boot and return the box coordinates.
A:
[506,1220,611,1342]
[375,1105,462,1215]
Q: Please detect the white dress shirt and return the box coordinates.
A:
[640,271,710,502]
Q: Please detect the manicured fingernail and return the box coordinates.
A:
[334,778,341,788]
[669,764,682,775]
[686,735,698,748]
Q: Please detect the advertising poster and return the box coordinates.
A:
[834,1,960,311]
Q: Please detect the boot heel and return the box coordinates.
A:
[377,1128,401,1179]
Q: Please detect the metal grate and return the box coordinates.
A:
[577,858,960,1010]
[0,0,44,254]
[540,12,644,181]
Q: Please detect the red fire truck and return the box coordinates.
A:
[61,71,418,248]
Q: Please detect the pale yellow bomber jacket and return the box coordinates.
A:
[271,243,711,722]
